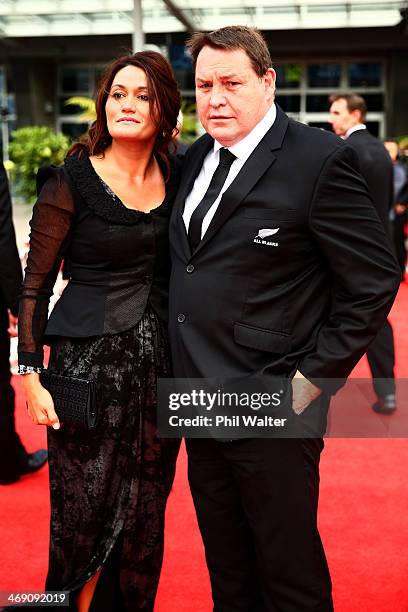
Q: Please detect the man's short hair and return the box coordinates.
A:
[329,93,367,122]
[186,26,272,77]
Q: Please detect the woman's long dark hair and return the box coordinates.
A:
[68,51,181,177]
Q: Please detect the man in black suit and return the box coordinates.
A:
[384,138,408,281]
[329,94,397,414]
[168,27,400,611]
[0,160,47,484]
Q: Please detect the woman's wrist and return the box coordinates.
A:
[21,371,44,395]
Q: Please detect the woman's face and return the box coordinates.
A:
[105,65,158,144]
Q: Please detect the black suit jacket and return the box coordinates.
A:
[346,129,393,229]
[0,161,22,316]
[169,108,400,395]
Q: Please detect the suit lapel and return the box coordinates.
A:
[193,107,289,257]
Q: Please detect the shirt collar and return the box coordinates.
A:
[345,123,366,139]
[213,103,277,161]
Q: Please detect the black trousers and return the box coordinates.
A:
[0,302,27,481]
[186,433,333,612]
[366,318,396,398]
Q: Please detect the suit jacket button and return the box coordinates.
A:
[186,264,195,273]
[177,313,186,323]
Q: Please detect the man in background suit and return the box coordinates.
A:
[329,94,397,414]
[0,160,47,484]
[384,138,408,281]
[169,26,400,611]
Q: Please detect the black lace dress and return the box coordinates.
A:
[18,154,181,611]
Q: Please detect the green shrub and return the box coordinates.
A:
[180,101,198,144]
[8,126,70,203]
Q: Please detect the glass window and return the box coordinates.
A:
[61,68,90,93]
[95,67,106,89]
[170,45,193,71]
[348,63,382,88]
[174,70,195,91]
[308,64,341,88]
[306,94,332,112]
[6,94,16,116]
[276,95,301,113]
[276,64,301,89]
[61,122,89,140]
[170,46,194,90]
[365,122,380,138]
[59,97,85,116]
[360,93,384,112]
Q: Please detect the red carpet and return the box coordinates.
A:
[1,283,408,611]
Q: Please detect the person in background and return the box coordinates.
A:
[329,93,398,414]
[384,138,408,281]
[0,160,47,485]
[18,52,181,611]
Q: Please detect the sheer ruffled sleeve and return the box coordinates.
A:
[18,166,75,370]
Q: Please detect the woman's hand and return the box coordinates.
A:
[22,373,61,429]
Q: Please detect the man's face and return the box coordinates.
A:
[195,46,276,147]
[329,98,360,137]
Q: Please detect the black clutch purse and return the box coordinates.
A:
[40,370,98,429]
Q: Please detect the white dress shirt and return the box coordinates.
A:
[344,123,366,139]
[183,103,277,238]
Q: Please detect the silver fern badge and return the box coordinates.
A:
[255,228,280,239]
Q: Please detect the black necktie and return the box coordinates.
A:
[188,148,236,252]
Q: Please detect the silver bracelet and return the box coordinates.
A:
[18,365,44,375]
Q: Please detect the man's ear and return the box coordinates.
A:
[264,68,276,100]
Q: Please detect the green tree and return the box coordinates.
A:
[8,126,70,203]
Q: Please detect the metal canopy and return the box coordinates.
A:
[0,1,405,37]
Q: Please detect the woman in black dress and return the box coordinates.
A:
[18,52,182,611]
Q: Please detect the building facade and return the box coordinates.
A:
[1,1,407,159]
